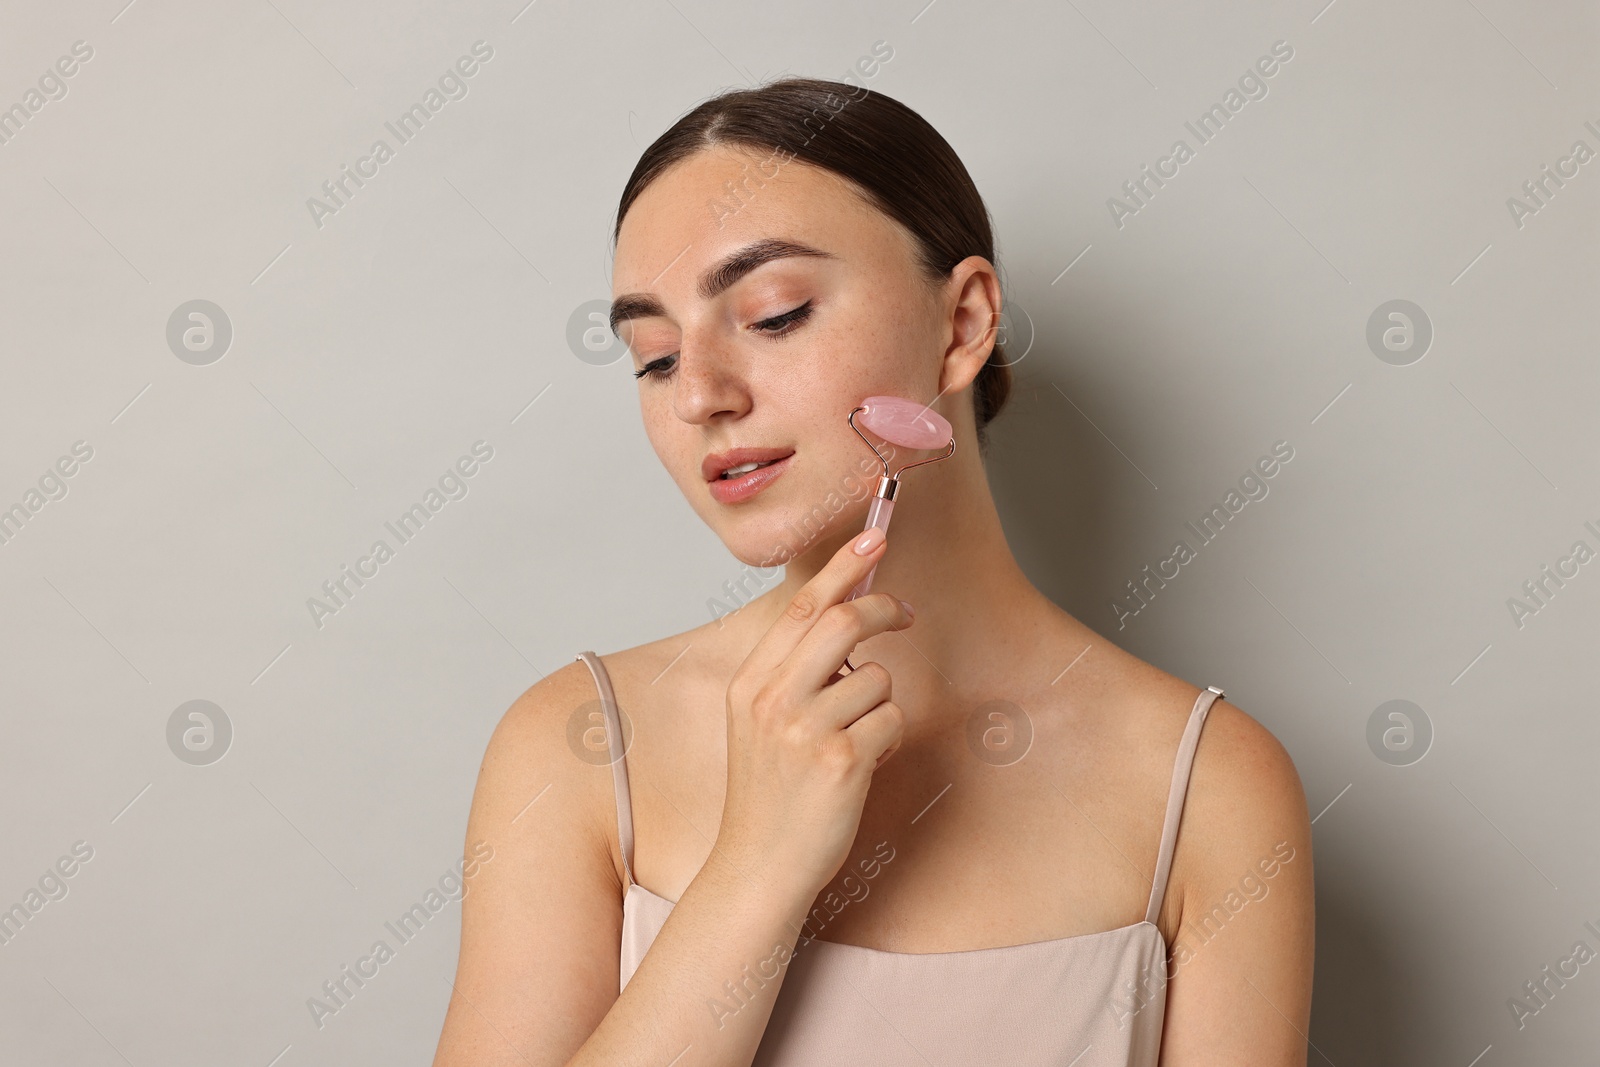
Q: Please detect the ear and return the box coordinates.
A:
[937,255,1003,397]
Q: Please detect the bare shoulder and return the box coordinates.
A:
[493,657,604,747]
[434,659,639,1065]
[488,623,710,783]
[1183,691,1310,861]
[1110,673,1318,1057]
[490,657,609,770]
[1161,681,1314,942]
[1088,648,1310,927]
[468,627,720,901]
[474,659,621,884]
[477,639,690,888]
[495,623,730,870]
[1186,684,1306,804]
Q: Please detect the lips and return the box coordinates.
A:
[702,446,796,483]
[704,447,795,505]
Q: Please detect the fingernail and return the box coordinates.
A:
[853,527,886,555]
[898,598,914,619]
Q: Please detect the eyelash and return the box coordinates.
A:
[633,301,815,382]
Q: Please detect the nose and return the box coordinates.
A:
[671,332,750,426]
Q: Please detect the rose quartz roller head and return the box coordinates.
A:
[844,396,956,603]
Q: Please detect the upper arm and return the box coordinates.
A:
[1158,699,1316,1066]
[433,663,626,1067]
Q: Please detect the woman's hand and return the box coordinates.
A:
[714,527,914,906]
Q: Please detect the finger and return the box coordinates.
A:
[787,593,913,694]
[742,527,889,678]
[811,659,894,730]
[844,700,905,770]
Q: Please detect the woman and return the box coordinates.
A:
[434,77,1315,1066]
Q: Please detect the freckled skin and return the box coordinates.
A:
[613,145,968,570]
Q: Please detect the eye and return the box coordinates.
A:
[633,301,813,385]
[752,300,813,337]
[633,354,677,382]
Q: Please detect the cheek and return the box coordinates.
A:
[755,317,908,419]
[828,287,942,395]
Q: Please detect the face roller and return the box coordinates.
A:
[836,396,955,674]
[845,396,956,602]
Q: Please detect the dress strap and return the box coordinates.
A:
[575,651,635,889]
[1144,685,1225,925]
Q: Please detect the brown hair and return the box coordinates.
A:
[613,77,1012,450]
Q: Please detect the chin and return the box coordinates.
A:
[717,496,866,569]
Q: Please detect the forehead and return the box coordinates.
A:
[611,145,909,296]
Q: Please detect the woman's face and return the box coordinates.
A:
[611,145,975,567]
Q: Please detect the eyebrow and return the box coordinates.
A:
[609,238,835,335]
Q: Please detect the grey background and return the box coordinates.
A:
[1,1,1595,1064]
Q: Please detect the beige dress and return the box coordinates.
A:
[577,650,1224,1066]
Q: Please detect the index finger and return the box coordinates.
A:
[742,528,888,677]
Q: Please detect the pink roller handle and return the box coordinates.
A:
[845,495,895,601]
